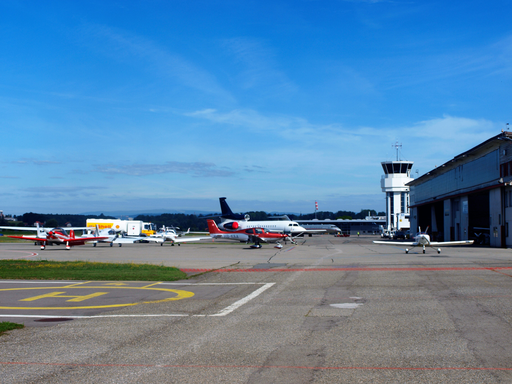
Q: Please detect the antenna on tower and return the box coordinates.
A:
[393,142,402,161]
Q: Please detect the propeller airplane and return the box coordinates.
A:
[207,219,295,249]
[373,227,474,254]
[2,223,108,250]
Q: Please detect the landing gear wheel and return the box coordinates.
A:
[423,249,425,254]
[437,248,441,254]
[405,249,409,254]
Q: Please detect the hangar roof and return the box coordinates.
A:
[408,131,512,187]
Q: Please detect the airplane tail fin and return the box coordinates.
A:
[36,223,45,238]
[70,229,75,239]
[220,197,234,217]
[219,197,248,220]
[207,219,221,234]
[95,224,100,237]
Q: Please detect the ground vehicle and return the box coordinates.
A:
[393,231,406,240]
[86,219,156,236]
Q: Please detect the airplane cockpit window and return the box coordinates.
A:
[54,228,67,235]
[254,228,263,234]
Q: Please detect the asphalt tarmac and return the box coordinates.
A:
[1,235,512,383]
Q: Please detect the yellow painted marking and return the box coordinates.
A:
[101,282,129,286]
[0,286,194,310]
[20,291,108,302]
[61,281,91,288]
[142,282,162,289]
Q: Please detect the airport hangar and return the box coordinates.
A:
[408,131,512,248]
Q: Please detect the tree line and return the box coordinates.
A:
[2,209,385,232]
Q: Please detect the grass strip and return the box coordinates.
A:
[0,259,187,281]
[0,322,24,335]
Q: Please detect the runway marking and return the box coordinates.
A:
[181,267,512,272]
[200,282,275,317]
[0,285,194,310]
[1,361,511,371]
[0,314,188,319]
[0,250,38,259]
[20,291,109,302]
[0,282,275,317]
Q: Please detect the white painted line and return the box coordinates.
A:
[159,282,269,286]
[330,303,363,309]
[204,282,275,317]
[0,281,81,284]
[0,281,269,286]
[0,314,188,319]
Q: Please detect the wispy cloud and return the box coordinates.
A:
[222,37,297,96]
[10,159,61,166]
[79,23,234,102]
[94,161,236,177]
[21,186,107,199]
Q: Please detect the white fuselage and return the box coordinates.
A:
[414,233,430,245]
[218,220,307,235]
[150,229,179,242]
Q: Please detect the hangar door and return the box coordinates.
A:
[468,191,490,245]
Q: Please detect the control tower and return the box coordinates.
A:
[381,145,413,231]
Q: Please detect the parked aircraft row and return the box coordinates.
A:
[0,199,475,253]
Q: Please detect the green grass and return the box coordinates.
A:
[0,259,187,281]
[0,322,24,335]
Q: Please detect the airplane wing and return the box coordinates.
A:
[7,235,44,241]
[1,226,37,231]
[111,237,147,244]
[1,226,90,232]
[69,236,109,243]
[373,240,418,246]
[429,240,474,246]
[146,236,212,244]
[174,236,212,243]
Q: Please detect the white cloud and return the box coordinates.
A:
[94,161,236,178]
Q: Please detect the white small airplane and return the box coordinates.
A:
[148,226,211,246]
[373,227,474,254]
[82,226,148,247]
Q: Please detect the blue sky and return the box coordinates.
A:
[1,0,510,215]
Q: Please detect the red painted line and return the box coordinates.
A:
[0,250,38,259]
[2,361,512,371]
[181,267,512,273]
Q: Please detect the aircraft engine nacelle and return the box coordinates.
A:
[223,222,240,230]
